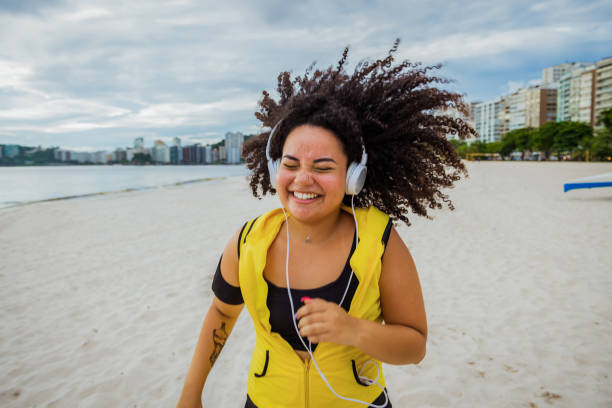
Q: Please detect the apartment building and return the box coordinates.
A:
[526,86,558,127]
[557,65,596,125]
[472,98,505,143]
[595,57,612,125]
[225,131,244,164]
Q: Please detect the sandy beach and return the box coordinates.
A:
[1,161,611,408]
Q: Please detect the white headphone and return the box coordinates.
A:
[265,120,368,195]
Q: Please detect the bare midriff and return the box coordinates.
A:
[296,350,311,362]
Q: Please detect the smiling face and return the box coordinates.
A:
[276,124,348,223]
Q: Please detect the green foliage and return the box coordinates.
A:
[0,145,60,165]
[500,131,517,158]
[470,140,488,153]
[552,121,592,157]
[485,142,502,154]
[132,153,153,164]
[591,127,612,160]
[447,121,602,161]
[532,122,556,158]
[598,107,612,129]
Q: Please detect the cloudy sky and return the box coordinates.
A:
[1,0,610,151]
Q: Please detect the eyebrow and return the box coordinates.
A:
[282,154,337,164]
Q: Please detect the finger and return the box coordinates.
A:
[298,310,334,329]
[295,298,328,320]
[300,322,330,338]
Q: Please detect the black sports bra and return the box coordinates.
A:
[265,234,358,351]
[211,219,393,351]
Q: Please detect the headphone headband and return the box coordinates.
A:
[265,120,283,161]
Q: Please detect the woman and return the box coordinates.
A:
[177,41,474,407]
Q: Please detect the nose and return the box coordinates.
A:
[294,168,314,185]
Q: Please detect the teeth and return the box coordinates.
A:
[293,192,319,200]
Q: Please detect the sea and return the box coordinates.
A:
[0,165,249,208]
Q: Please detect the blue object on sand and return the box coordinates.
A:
[564,172,612,192]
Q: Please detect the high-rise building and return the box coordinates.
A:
[126,147,134,162]
[526,86,557,128]
[94,150,109,164]
[594,57,612,126]
[542,62,588,86]
[472,98,507,143]
[55,149,71,162]
[182,144,202,164]
[134,137,145,154]
[557,72,572,121]
[577,67,597,125]
[4,144,20,158]
[170,138,182,164]
[152,140,170,163]
[508,88,529,131]
[557,64,596,125]
[225,132,244,164]
[182,146,191,163]
[498,95,510,137]
[205,146,212,163]
[219,145,227,161]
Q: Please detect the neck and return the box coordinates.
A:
[286,208,344,244]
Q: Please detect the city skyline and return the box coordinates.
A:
[1,0,611,150]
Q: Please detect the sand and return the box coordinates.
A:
[1,162,611,407]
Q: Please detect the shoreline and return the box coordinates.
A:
[0,176,233,210]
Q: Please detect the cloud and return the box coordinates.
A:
[61,7,112,22]
[0,59,34,89]
[0,0,65,14]
[129,96,257,127]
[397,23,609,63]
[1,0,611,149]
[0,98,129,120]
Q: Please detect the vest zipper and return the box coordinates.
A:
[304,358,311,408]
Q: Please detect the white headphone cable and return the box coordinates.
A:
[280,195,389,407]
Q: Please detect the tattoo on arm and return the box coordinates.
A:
[209,322,229,366]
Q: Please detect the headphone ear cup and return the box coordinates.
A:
[346,162,367,195]
[268,159,280,189]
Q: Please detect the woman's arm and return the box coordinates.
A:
[177,230,244,408]
[296,226,427,365]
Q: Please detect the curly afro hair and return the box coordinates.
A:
[243,39,475,225]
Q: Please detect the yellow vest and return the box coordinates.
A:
[238,205,390,407]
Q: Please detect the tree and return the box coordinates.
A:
[598,107,612,129]
[514,127,534,158]
[500,131,516,159]
[485,141,502,155]
[553,121,592,160]
[591,108,612,161]
[591,128,612,160]
[532,122,557,160]
[501,128,534,159]
[132,153,152,164]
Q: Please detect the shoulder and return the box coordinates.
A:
[236,208,287,248]
[348,205,389,228]
[350,205,392,245]
[219,209,273,286]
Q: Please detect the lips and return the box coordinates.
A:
[292,191,320,200]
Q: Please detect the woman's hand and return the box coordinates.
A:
[295,298,359,346]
